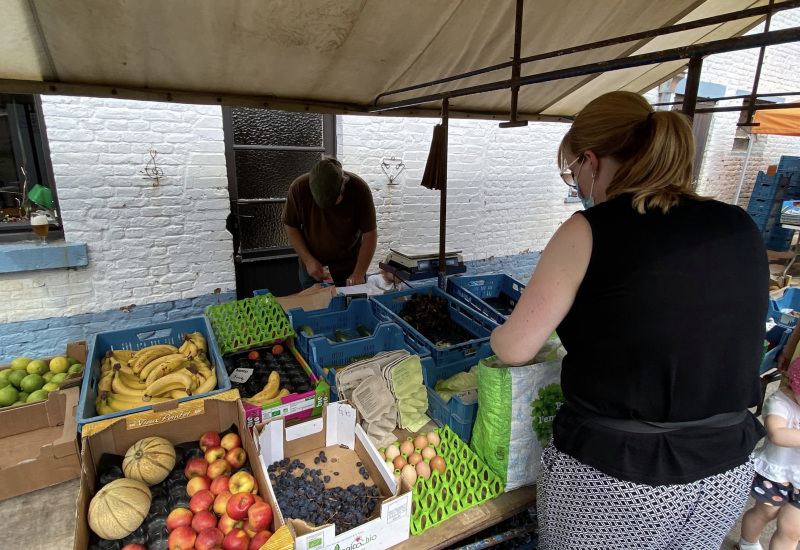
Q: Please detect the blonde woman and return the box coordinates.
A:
[491,91,769,549]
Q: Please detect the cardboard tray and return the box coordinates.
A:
[74,390,285,549]
[0,340,88,391]
[254,402,412,550]
[0,386,81,500]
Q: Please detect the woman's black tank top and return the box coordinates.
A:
[555,194,768,486]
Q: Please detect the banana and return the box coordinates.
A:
[195,363,213,380]
[194,371,217,395]
[95,396,115,416]
[117,369,148,389]
[243,371,281,405]
[111,349,136,363]
[189,332,208,353]
[178,338,191,355]
[170,390,190,399]
[106,393,170,412]
[139,353,185,382]
[97,370,113,394]
[144,371,194,397]
[277,388,290,398]
[145,356,189,386]
[112,371,146,396]
[101,357,112,374]
[130,345,179,373]
[185,340,199,359]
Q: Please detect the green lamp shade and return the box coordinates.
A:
[28,184,53,209]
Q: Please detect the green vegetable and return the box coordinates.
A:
[333,329,350,342]
[530,383,564,445]
[299,325,314,337]
[356,325,372,337]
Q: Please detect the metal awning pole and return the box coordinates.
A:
[500,0,528,128]
[439,98,449,278]
[733,137,755,207]
[682,56,703,121]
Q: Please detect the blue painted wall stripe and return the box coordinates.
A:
[0,242,88,273]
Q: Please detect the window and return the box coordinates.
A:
[0,94,59,238]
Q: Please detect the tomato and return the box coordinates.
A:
[272,345,284,355]
[248,351,260,360]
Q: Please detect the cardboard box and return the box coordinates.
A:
[0,340,88,390]
[255,402,412,550]
[74,390,284,549]
[275,284,337,312]
[240,343,330,427]
[0,386,81,500]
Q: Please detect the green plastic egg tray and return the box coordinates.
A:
[206,293,295,355]
[394,425,504,535]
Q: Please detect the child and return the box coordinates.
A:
[737,358,800,550]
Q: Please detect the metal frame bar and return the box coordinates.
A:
[682,56,703,119]
[231,144,326,152]
[499,0,527,128]
[371,26,800,113]
[439,98,449,276]
[373,0,800,106]
[745,0,775,127]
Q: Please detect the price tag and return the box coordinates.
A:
[229,368,253,384]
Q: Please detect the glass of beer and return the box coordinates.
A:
[30,213,49,245]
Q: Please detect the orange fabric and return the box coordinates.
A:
[752,102,800,136]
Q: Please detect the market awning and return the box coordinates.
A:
[0,0,795,120]
[752,101,800,136]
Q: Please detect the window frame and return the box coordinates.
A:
[221,108,336,256]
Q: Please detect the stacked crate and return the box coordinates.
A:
[746,155,800,252]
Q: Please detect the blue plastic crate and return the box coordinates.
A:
[253,287,347,312]
[778,156,800,174]
[369,286,498,367]
[446,274,525,324]
[426,393,475,443]
[750,172,788,202]
[760,324,793,374]
[771,288,800,327]
[77,316,231,432]
[306,323,434,401]
[288,298,386,359]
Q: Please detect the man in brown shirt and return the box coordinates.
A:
[282,158,377,289]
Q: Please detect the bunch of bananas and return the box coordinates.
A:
[95,332,217,414]
[242,371,290,406]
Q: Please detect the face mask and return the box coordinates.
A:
[577,170,596,210]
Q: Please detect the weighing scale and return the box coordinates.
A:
[380,248,466,281]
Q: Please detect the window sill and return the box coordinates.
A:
[0,241,88,273]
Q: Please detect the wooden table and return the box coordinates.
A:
[391,486,537,550]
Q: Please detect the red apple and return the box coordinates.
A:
[252,494,264,504]
[214,491,234,516]
[121,545,148,550]
[199,431,222,452]
[225,447,247,469]
[249,531,272,550]
[190,489,216,514]
[220,433,242,451]
[208,458,232,479]
[192,510,218,533]
[222,528,250,550]
[185,457,209,479]
[218,513,243,535]
[205,446,227,463]
[210,475,231,496]
[229,471,256,495]
[246,502,273,533]
[187,474,212,497]
[167,525,197,550]
[195,526,225,550]
[167,507,194,532]
[226,492,256,521]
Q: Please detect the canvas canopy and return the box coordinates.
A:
[0,0,792,120]
[753,101,800,136]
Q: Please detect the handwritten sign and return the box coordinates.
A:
[125,400,206,430]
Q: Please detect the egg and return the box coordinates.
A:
[379,449,386,460]
[384,459,395,473]
[393,455,408,470]
[415,460,431,480]
[413,434,429,450]
[401,464,417,485]
[430,456,446,475]
[399,440,415,456]
[427,432,441,447]
[407,452,423,466]
[421,446,437,460]
[385,445,400,460]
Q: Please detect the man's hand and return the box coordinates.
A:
[346,272,366,286]
[305,258,325,281]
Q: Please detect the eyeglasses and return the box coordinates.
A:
[560,156,583,190]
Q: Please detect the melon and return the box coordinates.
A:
[123,436,176,486]
[88,478,151,540]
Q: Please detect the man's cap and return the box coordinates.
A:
[309,159,344,209]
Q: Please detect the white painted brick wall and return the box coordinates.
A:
[0,97,235,324]
[695,9,800,204]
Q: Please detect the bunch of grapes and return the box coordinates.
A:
[530,383,564,445]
